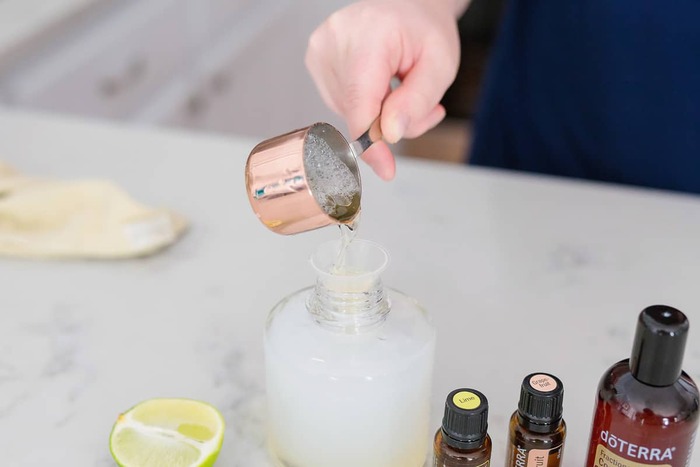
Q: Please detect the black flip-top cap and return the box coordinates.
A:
[518,373,564,429]
[441,388,489,450]
[630,305,689,387]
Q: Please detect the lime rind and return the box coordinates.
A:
[110,398,225,467]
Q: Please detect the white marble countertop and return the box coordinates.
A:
[0,108,699,466]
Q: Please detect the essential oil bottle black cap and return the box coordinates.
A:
[630,305,689,387]
[441,388,489,450]
[518,373,564,428]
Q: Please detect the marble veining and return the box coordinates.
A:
[0,109,699,466]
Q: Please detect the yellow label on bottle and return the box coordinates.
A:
[594,445,671,467]
[452,391,481,410]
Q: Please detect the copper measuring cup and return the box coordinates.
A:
[245,120,382,235]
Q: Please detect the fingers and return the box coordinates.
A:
[306,9,398,140]
[361,105,443,181]
[305,1,461,181]
[360,141,396,181]
[403,104,446,139]
[342,58,396,140]
[380,50,457,144]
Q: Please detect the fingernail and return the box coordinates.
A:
[387,113,409,143]
[379,164,395,181]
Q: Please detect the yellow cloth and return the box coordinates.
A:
[0,163,187,259]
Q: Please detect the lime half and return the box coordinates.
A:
[110,398,225,467]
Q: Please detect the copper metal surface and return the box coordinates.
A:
[245,123,362,235]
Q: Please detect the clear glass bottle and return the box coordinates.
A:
[264,239,436,467]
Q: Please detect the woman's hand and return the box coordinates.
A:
[306,0,463,180]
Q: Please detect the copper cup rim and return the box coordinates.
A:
[245,122,362,235]
[304,122,362,220]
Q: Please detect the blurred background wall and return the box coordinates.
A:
[0,0,504,162]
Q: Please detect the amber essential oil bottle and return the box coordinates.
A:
[586,305,699,467]
[506,373,566,467]
[433,388,492,466]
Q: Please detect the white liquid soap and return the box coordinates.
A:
[264,239,436,467]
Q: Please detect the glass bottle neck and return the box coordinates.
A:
[306,239,391,333]
[517,412,562,434]
[307,275,389,332]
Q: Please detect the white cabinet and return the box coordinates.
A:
[156,0,348,138]
[5,0,188,120]
[0,0,353,138]
[162,6,342,138]
[205,0,253,41]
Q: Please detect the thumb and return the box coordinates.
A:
[380,55,455,144]
[343,63,394,140]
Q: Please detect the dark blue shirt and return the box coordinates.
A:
[469,1,700,194]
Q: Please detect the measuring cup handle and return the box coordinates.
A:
[354,117,383,154]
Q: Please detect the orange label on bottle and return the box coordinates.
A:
[593,445,671,467]
[528,449,551,466]
[529,374,558,392]
[507,444,562,466]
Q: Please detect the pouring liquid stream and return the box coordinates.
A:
[332,213,360,274]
